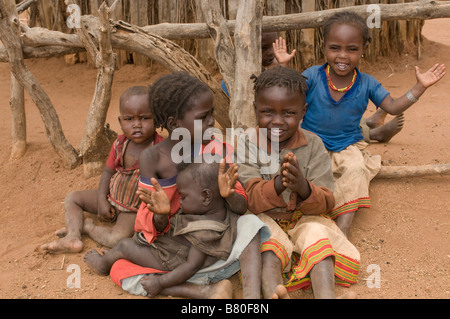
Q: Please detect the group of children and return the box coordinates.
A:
[40,12,445,299]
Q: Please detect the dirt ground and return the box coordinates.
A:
[0,18,449,300]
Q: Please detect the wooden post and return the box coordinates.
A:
[107,0,128,68]
[231,0,263,130]
[9,73,26,159]
[194,1,218,73]
[74,0,118,178]
[299,0,315,69]
[109,18,232,129]
[197,0,235,97]
[0,0,80,169]
[130,0,149,66]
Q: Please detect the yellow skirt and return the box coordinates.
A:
[328,141,381,219]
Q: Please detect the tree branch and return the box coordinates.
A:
[0,0,80,168]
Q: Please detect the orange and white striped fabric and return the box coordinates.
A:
[259,213,360,291]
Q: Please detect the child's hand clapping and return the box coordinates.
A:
[281,152,311,199]
[218,159,238,199]
[136,178,171,215]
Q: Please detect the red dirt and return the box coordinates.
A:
[0,19,449,299]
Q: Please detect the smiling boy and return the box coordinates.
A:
[237,67,360,299]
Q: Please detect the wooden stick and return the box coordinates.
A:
[375,164,450,179]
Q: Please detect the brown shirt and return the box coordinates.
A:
[236,127,335,221]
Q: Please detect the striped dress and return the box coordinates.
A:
[106,133,164,213]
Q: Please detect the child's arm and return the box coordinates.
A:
[97,166,116,221]
[379,63,445,115]
[273,37,296,67]
[218,159,247,214]
[136,178,171,215]
[140,245,207,298]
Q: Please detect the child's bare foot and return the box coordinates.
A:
[370,113,405,143]
[337,291,357,299]
[83,249,109,275]
[269,284,290,299]
[365,108,388,129]
[55,227,67,238]
[210,280,233,299]
[40,236,83,254]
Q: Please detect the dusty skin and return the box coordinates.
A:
[0,19,449,299]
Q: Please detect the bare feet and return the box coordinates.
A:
[140,276,233,299]
[365,108,388,129]
[40,236,83,254]
[55,227,67,238]
[84,249,109,276]
[210,280,233,299]
[270,284,290,299]
[369,113,405,143]
[337,291,357,299]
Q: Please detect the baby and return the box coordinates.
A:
[84,160,241,299]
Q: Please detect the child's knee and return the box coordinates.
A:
[65,191,83,206]
[108,229,134,247]
[114,237,135,252]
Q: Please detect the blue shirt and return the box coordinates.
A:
[301,64,390,152]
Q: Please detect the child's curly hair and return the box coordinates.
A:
[251,66,307,99]
[149,72,211,130]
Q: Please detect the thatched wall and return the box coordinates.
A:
[24,0,423,72]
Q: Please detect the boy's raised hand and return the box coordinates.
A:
[415,63,446,88]
[218,159,238,199]
[136,178,170,214]
[273,37,296,67]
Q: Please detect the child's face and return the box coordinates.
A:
[176,90,215,145]
[118,94,155,144]
[177,172,208,215]
[255,86,306,148]
[324,23,366,78]
[261,32,277,68]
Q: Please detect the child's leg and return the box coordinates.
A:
[141,276,233,299]
[238,232,261,299]
[309,256,357,299]
[335,212,355,237]
[261,251,289,299]
[309,256,335,299]
[84,237,164,276]
[83,212,136,248]
[40,190,98,253]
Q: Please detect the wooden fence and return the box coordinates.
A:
[24,0,424,72]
